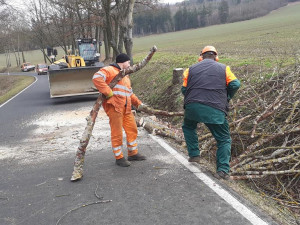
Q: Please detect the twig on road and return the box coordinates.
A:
[56,183,112,225]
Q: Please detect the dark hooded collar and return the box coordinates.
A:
[110,63,121,70]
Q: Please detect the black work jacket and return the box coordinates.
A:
[184,59,228,114]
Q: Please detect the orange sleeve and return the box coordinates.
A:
[130,93,142,108]
[226,66,237,86]
[182,68,189,87]
[92,68,113,96]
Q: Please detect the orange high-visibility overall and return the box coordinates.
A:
[92,64,142,159]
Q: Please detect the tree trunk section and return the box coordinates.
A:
[172,68,183,85]
[124,0,135,62]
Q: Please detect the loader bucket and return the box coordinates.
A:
[48,66,101,98]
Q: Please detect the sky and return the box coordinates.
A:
[159,0,185,4]
[8,0,25,10]
[9,0,186,7]
[6,0,186,12]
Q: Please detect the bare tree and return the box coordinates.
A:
[1,0,156,67]
[100,0,137,62]
[0,0,25,67]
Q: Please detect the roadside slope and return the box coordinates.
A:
[0,75,35,105]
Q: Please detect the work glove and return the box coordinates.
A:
[137,103,149,112]
[106,90,114,99]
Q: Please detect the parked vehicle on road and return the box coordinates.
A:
[21,62,35,72]
[36,63,48,75]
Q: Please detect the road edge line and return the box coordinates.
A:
[0,76,38,108]
[150,134,269,225]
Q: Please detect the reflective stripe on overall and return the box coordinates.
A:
[92,65,141,159]
[106,104,138,159]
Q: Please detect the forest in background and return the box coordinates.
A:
[134,0,291,35]
[0,0,299,68]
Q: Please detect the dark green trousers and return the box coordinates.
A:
[182,117,231,173]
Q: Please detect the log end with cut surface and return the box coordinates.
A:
[71,153,85,181]
[71,169,83,181]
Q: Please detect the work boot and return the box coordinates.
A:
[214,171,230,180]
[116,157,131,167]
[128,153,146,161]
[188,156,200,163]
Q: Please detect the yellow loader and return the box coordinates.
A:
[48,38,104,98]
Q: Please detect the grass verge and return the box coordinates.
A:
[0,75,35,105]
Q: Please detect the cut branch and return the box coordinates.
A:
[138,105,184,117]
[230,127,300,167]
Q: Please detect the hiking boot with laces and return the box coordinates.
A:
[128,153,146,161]
[188,156,200,163]
[116,157,131,167]
[214,171,230,180]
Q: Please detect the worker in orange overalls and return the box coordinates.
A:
[92,53,146,167]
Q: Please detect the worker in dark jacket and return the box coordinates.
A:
[181,46,240,180]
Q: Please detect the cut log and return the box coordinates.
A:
[137,115,184,144]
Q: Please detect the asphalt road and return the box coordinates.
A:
[0,72,278,225]
[0,72,99,145]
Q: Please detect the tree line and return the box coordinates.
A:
[1,0,142,67]
[134,0,292,35]
[0,0,298,68]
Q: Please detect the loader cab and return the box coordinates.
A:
[76,38,101,66]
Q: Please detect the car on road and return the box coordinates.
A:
[21,62,35,72]
[36,63,48,75]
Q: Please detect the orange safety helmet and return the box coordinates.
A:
[198,46,219,62]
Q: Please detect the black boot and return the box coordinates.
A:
[116,157,131,167]
[214,171,230,180]
[128,153,146,161]
[188,156,200,163]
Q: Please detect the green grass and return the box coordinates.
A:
[2,3,300,71]
[0,48,65,72]
[0,75,35,104]
[132,2,300,61]
[130,2,300,110]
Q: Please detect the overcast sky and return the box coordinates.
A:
[9,0,185,7]
[159,0,185,4]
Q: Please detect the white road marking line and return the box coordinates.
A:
[150,134,269,225]
[0,76,37,108]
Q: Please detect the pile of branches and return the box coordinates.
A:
[137,65,299,219]
[200,65,300,216]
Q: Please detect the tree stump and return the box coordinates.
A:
[172,68,183,85]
